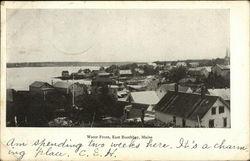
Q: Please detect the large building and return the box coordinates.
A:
[154,91,230,128]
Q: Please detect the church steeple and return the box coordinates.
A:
[224,48,230,65]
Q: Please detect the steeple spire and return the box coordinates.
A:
[225,48,230,65]
[226,47,230,58]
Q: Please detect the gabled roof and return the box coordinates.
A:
[155,91,229,121]
[158,83,191,93]
[208,88,230,101]
[128,91,160,105]
[30,81,51,88]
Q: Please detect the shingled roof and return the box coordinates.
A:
[30,81,53,89]
[155,91,229,121]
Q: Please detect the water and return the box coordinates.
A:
[7,66,101,90]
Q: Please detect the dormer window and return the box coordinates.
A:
[219,106,224,114]
[211,107,216,115]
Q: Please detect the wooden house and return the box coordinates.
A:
[155,91,230,128]
[29,81,54,94]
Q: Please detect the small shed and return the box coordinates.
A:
[29,81,54,94]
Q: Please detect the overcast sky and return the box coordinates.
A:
[7,9,229,63]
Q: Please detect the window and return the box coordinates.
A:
[173,116,176,123]
[182,119,186,127]
[223,118,227,127]
[219,106,224,114]
[209,119,214,128]
[211,107,216,115]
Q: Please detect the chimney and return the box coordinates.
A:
[201,85,206,99]
[175,83,179,93]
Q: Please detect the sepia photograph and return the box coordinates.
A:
[6,8,231,128]
[1,2,250,161]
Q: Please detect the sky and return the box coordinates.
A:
[7,9,230,63]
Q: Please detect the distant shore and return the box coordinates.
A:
[7,62,136,68]
[7,58,220,68]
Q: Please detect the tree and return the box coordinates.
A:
[168,66,187,83]
[204,72,230,88]
[27,94,49,127]
[105,65,119,75]
[74,93,123,124]
[84,68,91,73]
[75,94,105,123]
[99,66,105,71]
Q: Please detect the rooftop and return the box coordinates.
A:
[155,91,229,121]
[119,70,132,75]
[53,81,74,88]
[208,88,230,101]
[128,91,160,105]
[30,81,51,88]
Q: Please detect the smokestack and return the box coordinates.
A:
[175,83,179,93]
[201,85,206,99]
